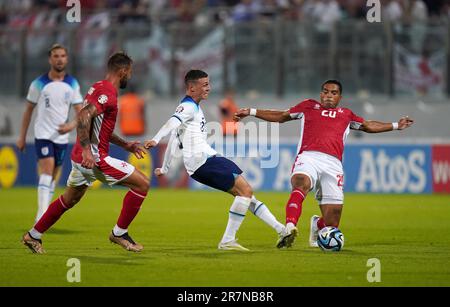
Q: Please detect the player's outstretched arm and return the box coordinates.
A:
[16,101,36,152]
[234,108,292,123]
[144,116,182,149]
[77,104,98,169]
[359,116,414,133]
[110,133,146,159]
[155,131,179,177]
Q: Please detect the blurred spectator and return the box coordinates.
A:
[219,89,239,137]
[119,89,146,136]
[117,0,150,26]
[382,0,403,21]
[303,0,342,31]
[232,0,260,22]
[403,0,428,23]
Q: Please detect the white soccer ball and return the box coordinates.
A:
[317,226,344,252]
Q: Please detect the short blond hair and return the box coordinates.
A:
[48,44,68,57]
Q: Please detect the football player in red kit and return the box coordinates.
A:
[22,52,149,253]
[234,80,414,248]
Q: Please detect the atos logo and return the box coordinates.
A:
[321,110,337,118]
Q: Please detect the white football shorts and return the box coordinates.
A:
[67,156,135,187]
[291,151,344,205]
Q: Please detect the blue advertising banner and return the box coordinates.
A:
[0,142,434,194]
[190,143,433,194]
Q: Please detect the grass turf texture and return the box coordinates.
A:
[1,188,449,286]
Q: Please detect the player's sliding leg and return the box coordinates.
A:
[277,174,311,248]
[36,157,56,222]
[218,175,252,251]
[309,204,343,247]
[23,185,88,254]
[249,196,285,235]
[112,169,150,252]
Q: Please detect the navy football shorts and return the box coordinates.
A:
[35,139,68,167]
[191,156,243,192]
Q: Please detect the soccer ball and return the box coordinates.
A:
[317,226,344,252]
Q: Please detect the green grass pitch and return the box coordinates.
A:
[1,187,449,286]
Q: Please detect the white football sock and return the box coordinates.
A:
[221,196,251,244]
[113,225,128,237]
[29,228,42,240]
[49,180,56,202]
[36,174,53,222]
[250,196,285,234]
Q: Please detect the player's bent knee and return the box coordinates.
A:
[291,175,310,193]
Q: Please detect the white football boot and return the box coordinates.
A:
[218,239,250,251]
[276,222,298,248]
[309,215,320,247]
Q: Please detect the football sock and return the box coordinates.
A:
[49,180,56,202]
[250,196,284,234]
[33,195,71,237]
[221,196,251,243]
[36,174,53,222]
[317,217,327,230]
[115,189,147,233]
[113,225,128,237]
[285,188,306,225]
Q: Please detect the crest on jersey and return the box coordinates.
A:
[314,104,320,110]
[175,105,184,113]
[338,108,344,113]
[41,147,49,156]
[98,94,108,104]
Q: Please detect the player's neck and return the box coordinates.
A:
[48,69,65,81]
[105,74,121,91]
[186,94,201,104]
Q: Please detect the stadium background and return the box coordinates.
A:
[0,0,449,194]
[0,0,449,288]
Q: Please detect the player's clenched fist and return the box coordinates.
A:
[125,141,146,159]
[144,139,157,149]
[397,116,414,130]
[233,108,250,122]
[154,168,164,177]
[81,148,95,169]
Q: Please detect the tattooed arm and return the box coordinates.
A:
[77,104,98,169]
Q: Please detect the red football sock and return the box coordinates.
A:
[285,189,306,225]
[317,217,327,230]
[34,196,70,233]
[117,189,147,230]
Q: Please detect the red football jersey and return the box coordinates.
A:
[289,99,365,161]
[71,80,118,163]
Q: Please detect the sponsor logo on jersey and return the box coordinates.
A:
[321,110,337,118]
[98,94,108,104]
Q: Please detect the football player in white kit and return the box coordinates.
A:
[145,70,285,251]
[16,44,83,222]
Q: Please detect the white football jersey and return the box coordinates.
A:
[171,96,217,175]
[26,73,83,144]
